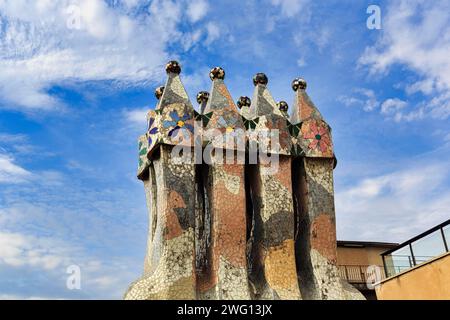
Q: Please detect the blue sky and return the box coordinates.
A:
[0,0,449,299]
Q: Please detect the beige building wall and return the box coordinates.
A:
[337,247,369,265]
[336,242,398,300]
[337,246,387,266]
[376,252,450,300]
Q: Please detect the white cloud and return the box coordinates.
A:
[339,85,447,122]
[337,96,362,107]
[359,0,450,120]
[445,132,450,144]
[122,0,143,9]
[0,231,67,269]
[91,275,120,288]
[292,24,333,64]
[0,133,27,143]
[0,227,136,298]
[389,90,450,122]
[338,88,379,112]
[336,153,450,242]
[405,78,435,95]
[354,88,378,112]
[297,57,307,67]
[381,98,407,115]
[181,29,203,51]
[0,198,144,298]
[314,26,331,51]
[187,0,209,23]
[0,294,60,300]
[0,146,62,185]
[205,22,220,45]
[426,91,450,119]
[0,152,31,183]
[124,107,149,126]
[0,0,186,111]
[0,132,56,158]
[359,0,450,88]
[271,0,310,18]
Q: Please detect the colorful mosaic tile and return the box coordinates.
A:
[300,119,333,158]
[128,62,365,301]
[248,75,292,155]
[202,69,246,151]
[194,110,213,128]
[137,134,150,180]
[144,65,196,158]
[289,78,334,159]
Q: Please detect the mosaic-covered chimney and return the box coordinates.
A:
[125,61,365,300]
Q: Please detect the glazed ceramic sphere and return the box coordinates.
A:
[253,73,268,86]
[237,96,251,109]
[277,101,289,112]
[165,60,181,74]
[196,91,210,104]
[292,78,307,91]
[209,67,225,81]
[155,86,165,100]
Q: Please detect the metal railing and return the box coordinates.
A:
[338,265,386,284]
[381,219,450,278]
